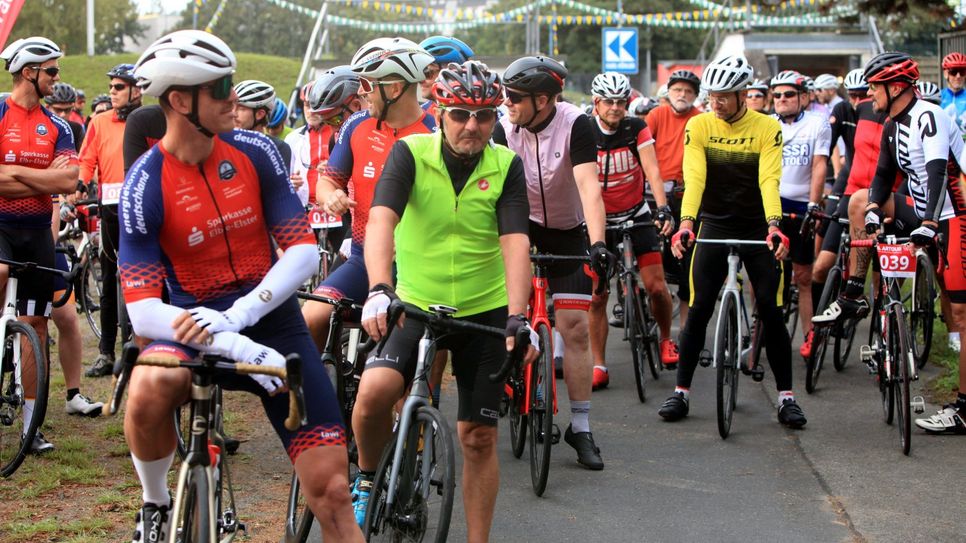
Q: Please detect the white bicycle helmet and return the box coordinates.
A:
[657,84,669,99]
[843,69,868,91]
[917,81,941,104]
[134,30,236,97]
[350,37,434,83]
[813,73,839,90]
[804,76,816,92]
[769,70,807,90]
[234,79,276,110]
[591,72,631,100]
[1,36,62,74]
[701,55,754,93]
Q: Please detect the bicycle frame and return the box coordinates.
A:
[0,275,23,403]
[867,238,920,391]
[701,241,764,369]
[517,264,558,417]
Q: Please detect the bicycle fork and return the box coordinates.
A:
[0,277,23,427]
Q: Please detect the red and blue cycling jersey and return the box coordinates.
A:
[118,130,315,311]
[322,110,435,245]
[0,97,78,229]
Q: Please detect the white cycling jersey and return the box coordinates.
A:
[775,110,831,202]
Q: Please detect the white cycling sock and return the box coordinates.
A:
[22,399,34,437]
[778,390,795,404]
[570,400,591,433]
[553,330,564,359]
[133,451,174,505]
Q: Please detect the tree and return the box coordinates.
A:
[9,0,145,55]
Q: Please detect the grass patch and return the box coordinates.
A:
[4,516,112,541]
[100,419,125,440]
[926,313,959,404]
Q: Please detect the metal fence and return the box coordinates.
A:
[938,30,966,89]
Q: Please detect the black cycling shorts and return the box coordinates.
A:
[365,306,507,425]
[605,211,663,267]
[779,213,815,266]
[0,227,54,316]
[820,195,851,254]
[529,221,593,311]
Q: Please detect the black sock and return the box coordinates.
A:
[359,469,376,481]
[811,282,824,313]
[66,388,79,401]
[844,276,865,299]
[956,393,966,409]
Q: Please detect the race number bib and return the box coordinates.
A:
[308,206,342,229]
[100,182,123,206]
[878,243,916,278]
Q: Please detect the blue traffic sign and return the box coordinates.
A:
[602,27,638,74]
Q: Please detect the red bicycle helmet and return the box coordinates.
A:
[865,52,919,84]
[433,61,503,108]
[942,52,966,70]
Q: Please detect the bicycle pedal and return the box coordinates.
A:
[741,335,750,349]
[751,367,765,382]
[859,345,874,364]
[551,424,561,445]
[911,396,926,414]
[698,349,712,368]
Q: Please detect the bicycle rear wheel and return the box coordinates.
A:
[784,283,799,339]
[366,406,455,543]
[807,269,839,393]
[284,472,313,543]
[871,295,895,425]
[890,306,913,456]
[82,253,102,339]
[0,320,47,477]
[715,295,739,439]
[625,276,647,403]
[507,362,527,459]
[172,464,214,543]
[528,322,554,496]
[910,254,934,370]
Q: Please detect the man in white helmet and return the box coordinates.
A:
[118,30,363,543]
[232,79,291,166]
[0,36,79,453]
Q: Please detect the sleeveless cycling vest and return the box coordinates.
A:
[394,133,515,317]
[500,101,585,230]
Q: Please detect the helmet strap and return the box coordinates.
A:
[182,87,215,138]
[722,95,746,124]
[26,74,44,102]
[376,82,411,130]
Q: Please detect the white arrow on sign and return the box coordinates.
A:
[604,30,636,63]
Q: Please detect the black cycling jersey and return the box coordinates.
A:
[67,120,85,152]
[123,104,166,174]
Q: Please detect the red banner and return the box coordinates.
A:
[0,0,26,53]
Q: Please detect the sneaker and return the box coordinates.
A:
[563,424,604,470]
[85,354,114,378]
[131,501,172,543]
[799,330,814,359]
[949,336,962,353]
[660,338,680,368]
[915,405,966,434]
[812,296,869,325]
[609,303,624,328]
[65,393,103,417]
[778,398,807,429]
[658,392,689,422]
[25,431,54,454]
[592,366,609,390]
[350,475,373,527]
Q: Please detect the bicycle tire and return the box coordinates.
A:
[175,406,190,460]
[625,275,647,403]
[784,284,799,340]
[507,359,527,459]
[365,406,455,543]
[0,320,47,477]
[81,253,102,339]
[890,306,913,456]
[910,254,934,370]
[528,322,554,496]
[872,295,895,425]
[807,269,840,393]
[639,290,661,381]
[284,472,313,543]
[172,464,213,543]
[716,294,739,439]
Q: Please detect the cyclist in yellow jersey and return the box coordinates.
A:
[660,55,807,429]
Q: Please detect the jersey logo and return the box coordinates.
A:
[35,123,48,136]
[684,129,691,145]
[188,227,204,247]
[363,161,376,178]
[218,160,237,180]
[554,152,561,158]
[4,150,14,163]
[709,136,755,145]
[478,179,490,191]
[774,131,782,147]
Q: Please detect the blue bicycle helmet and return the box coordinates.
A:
[419,36,474,66]
[268,97,288,128]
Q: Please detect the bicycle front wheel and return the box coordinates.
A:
[910,254,935,370]
[507,360,527,459]
[890,306,913,456]
[81,253,102,339]
[625,276,647,403]
[172,464,214,543]
[715,294,739,439]
[528,322,554,496]
[366,406,455,543]
[284,471,313,543]
[0,320,47,477]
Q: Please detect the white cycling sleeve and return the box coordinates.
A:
[223,243,318,329]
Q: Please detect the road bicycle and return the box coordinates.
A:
[0,257,76,477]
[907,244,937,370]
[856,235,928,455]
[303,205,345,293]
[58,198,102,338]
[365,301,524,542]
[606,221,662,403]
[109,342,307,542]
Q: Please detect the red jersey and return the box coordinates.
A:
[299,124,332,203]
[0,97,79,229]
[323,110,436,244]
[592,116,654,217]
[846,100,901,195]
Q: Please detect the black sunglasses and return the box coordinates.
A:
[505,90,528,104]
[200,75,234,100]
[949,68,965,77]
[444,107,498,124]
[775,90,800,99]
[29,66,60,77]
[109,83,128,92]
[847,91,867,99]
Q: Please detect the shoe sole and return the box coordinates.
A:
[67,406,103,418]
[780,420,807,429]
[563,437,604,470]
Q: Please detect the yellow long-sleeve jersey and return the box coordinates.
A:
[680,109,784,226]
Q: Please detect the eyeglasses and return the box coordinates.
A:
[443,107,498,124]
[847,91,867,99]
[599,98,627,108]
[949,69,965,77]
[109,83,128,92]
[775,90,800,100]
[29,66,60,77]
[322,107,351,127]
[746,92,765,99]
[359,77,400,94]
[505,90,530,104]
[200,75,234,100]
[50,106,72,114]
[707,94,734,105]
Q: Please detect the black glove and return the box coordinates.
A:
[506,313,539,353]
[864,206,883,235]
[910,222,938,247]
[655,205,675,231]
[589,241,616,280]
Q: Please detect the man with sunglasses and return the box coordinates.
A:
[491,55,611,471]
[745,79,771,113]
[663,55,806,429]
[77,63,143,378]
[362,60,534,543]
[646,69,703,327]
[768,70,830,361]
[940,52,966,133]
[0,36,80,453]
[118,30,363,543]
[586,71,677,390]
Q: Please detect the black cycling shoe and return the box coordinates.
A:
[658,392,689,421]
[85,354,114,378]
[813,296,869,325]
[563,424,603,470]
[778,398,807,429]
[223,436,240,455]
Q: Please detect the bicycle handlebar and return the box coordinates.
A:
[604,221,657,232]
[0,256,77,308]
[107,343,308,431]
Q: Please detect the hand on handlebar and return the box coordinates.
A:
[766,227,790,260]
[911,221,939,247]
[865,205,883,235]
[655,205,675,237]
[505,314,539,365]
[671,225,694,259]
[361,284,400,341]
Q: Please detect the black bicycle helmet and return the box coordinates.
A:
[44,82,76,105]
[503,56,567,95]
[864,51,919,84]
[90,93,111,111]
[106,63,137,84]
[667,69,700,92]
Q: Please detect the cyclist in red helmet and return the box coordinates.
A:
[941,52,966,134]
